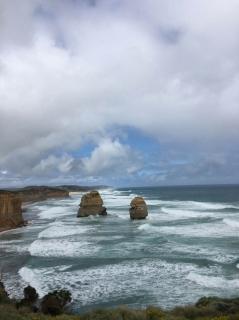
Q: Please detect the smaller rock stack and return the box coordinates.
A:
[129,197,148,219]
[77,191,107,217]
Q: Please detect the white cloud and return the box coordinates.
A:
[33,154,74,174]
[0,0,239,184]
[81,139,140,176]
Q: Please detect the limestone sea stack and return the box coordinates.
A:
[0,193,24,232]
[77,191,107,217]
[129,197,148,219]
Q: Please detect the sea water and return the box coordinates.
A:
[0,185,239,313]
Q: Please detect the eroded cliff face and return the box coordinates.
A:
[0,187,69,232]
[0,193,24,232]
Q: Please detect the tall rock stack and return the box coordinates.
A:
[77,191,107,217]
[129,197,148,219]
[0,193,24,232]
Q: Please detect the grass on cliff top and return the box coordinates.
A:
[1,296,239,320]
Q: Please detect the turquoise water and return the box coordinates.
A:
[0,185,239,312]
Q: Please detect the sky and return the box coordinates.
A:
[0,0,239,187]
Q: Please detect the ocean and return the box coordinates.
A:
[0,185,239,313]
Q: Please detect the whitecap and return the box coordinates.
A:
[18,260,204,305]
[158,220,239,238]
[29,239,100,257]
[161,208,216,219]
[187,272,239,289]
[138,223,160,233]
[38,224,90,239]
[38,206,73,219]
[148,200,239,211]
[223,218,239,228]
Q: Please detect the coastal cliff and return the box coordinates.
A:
[0,186,69,203]
[0,185,106,232]
[0,193,24,232]
[0,186,69,232]
[15,186,69,203]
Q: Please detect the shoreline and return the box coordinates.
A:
[1,282,239,320]
[1,186,239,314]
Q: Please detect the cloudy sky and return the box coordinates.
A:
[0,0,239,187]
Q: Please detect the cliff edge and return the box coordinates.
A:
[0,193,24,232]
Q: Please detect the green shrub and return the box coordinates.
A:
[146,306,165,320]
[41,290,72,316]
[0,282,10,304]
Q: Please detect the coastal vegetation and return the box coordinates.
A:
[1,281,239,320]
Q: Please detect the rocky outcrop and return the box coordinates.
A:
[129,197,148,220]
[17,285,39,310]
[77,191,107,217]
[0,281,10,303]
[41,290,72,315]
[0,193,24,232]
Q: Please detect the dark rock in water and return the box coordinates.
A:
[129,197,148,219]
[0,193,25,232]
[41,290,72,315]
[23,286,39,304]
[0,281,9,303]
[77,191,107,217]
[17,286,39,311]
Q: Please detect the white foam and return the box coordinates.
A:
[168,242,237,264]
[38,206,73,219]
[38,223,90,239]
[187,272,239,289]
[19,267,44,296]
[158,220,239,238]
[18,260,204,306]
[149,200,239,211]
[138,223,160,233]
[138,221,233,238]
[104,195,132,208]
[162,208,216,219]
[0,241,29,253]
[29,239,100,257]
[223,218,239,228]
[145,199,162,206]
